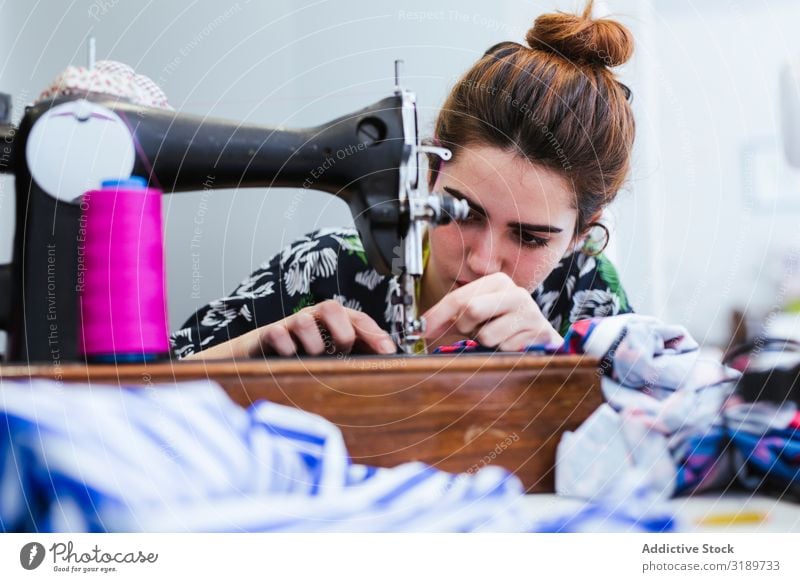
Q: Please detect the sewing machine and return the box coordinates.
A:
[0,63,466,362]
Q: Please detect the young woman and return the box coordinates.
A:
[171,1,635,359]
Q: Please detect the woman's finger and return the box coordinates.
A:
[348,309,397,354]
[424,285,528,339]
[422,293,473,339]
[474,313,553,349]
[473,312,521,348]
[472,294,552,347]
[313,301,356,354]
[288,310,326,355]
[422,273,517,337]
[256,322,298,356]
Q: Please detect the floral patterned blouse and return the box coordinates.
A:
[170,226,633,358]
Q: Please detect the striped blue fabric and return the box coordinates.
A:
[0,379,670,532]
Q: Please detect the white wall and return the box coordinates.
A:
[3,0,797,348]
[645,0,800,345]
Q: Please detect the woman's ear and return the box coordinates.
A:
[572,210,603,244]
[585,210,604,228]
[579,211,611,257]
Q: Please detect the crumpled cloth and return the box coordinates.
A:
[0,379,672,532]
[37,60,171,109]
[553,314,800,502]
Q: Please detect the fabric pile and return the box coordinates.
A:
[0,378,671,532]
[0,380,512,532]
[553,314,800,503]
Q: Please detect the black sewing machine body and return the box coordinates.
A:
[0,91,418,362]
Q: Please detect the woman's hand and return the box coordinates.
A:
[422,272,562,352]
[185,300,397,359]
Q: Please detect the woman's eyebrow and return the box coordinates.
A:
[442,186,563,233]
[442,186,488,217]
[511,221,563,234]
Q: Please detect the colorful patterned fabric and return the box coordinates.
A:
[171,227,633,358]
[553,314,800,502]
[431,317,598,354]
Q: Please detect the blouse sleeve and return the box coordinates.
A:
[169,227,378,358]
[533,251,633,337]
[170,232,330,358]
[170,251,286,358]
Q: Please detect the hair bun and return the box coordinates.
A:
[525,1,633,68]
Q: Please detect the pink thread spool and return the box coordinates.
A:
[78,177,170,362]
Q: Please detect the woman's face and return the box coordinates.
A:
[425,145,579,303]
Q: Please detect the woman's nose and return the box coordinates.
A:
[465,231,503,277]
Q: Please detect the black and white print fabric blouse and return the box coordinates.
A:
[170,226,633,358]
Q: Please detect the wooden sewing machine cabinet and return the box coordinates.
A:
[0,353,602,492]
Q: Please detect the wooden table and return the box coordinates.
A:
[0,353,602,492]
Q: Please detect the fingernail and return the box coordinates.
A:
[381,339,396,354]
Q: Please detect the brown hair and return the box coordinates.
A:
[430,0,635,237]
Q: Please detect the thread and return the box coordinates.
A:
[78,176,170,362]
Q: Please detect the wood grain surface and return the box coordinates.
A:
[0,353,602,492]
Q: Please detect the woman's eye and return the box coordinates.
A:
[518,231,549,248]
[462,208,484,224]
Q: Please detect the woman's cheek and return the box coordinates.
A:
[430,223,465,258]
[517,248,563,292]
